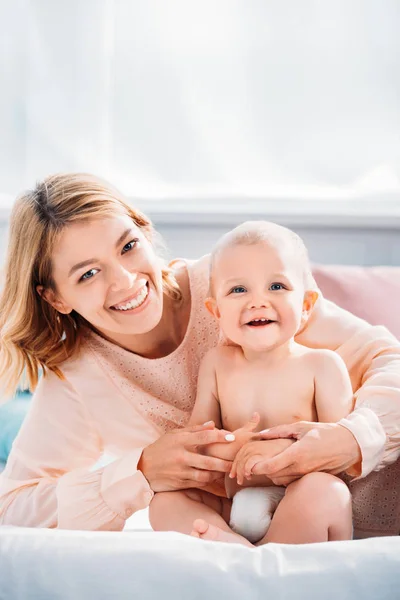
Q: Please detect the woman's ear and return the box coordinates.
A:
[204,297,221,320]
[36,285,73,315]
[301,290,319,321]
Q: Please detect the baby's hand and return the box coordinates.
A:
[230,437,295,486]
[230,412,261,445]
[200,413,261,462]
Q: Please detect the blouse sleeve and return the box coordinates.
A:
[297,293,400,478]
[0,370,154,530]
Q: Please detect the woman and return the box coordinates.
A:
[0,173,399,535]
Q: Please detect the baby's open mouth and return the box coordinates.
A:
[246,318,276,327]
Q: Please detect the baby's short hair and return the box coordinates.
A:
[209,221,313,295]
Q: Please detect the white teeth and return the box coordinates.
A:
[113,284,148,311]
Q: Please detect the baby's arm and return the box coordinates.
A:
[314,350,355,422]
[189,349,258,461]
[188,348,222,428]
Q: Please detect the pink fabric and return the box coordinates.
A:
[312,265,400,340]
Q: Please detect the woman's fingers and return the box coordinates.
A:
[229,450,241,479]
[186,427,235,448]
[182,421,215,433]
[251,444,298,476]
[188,452,232,474]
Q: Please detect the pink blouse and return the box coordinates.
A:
[0,255,399,535]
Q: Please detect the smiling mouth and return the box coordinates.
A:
[110,282,149,311]
[246,318,277,327]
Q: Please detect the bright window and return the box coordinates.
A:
[1,1,399,213]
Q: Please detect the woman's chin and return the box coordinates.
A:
[114,310,163,335]
[93,305,164,339]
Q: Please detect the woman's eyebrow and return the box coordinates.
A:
[67,228,133,277]
[114,227,134,248]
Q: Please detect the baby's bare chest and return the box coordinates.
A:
[217,361,316,431]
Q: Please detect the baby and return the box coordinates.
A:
[149,221,354,546]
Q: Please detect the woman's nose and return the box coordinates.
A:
[110,264,137,291]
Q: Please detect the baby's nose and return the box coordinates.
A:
[247,296,271,309]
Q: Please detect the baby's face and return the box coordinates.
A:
[209,242,312,352]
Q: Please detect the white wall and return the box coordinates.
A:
[1,216,399,268]
[155,224,400,266]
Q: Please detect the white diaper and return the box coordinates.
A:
[229,486,286,543]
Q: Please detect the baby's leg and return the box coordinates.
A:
[149,489,228,533]
[258,472,352,545]
[149,489,251,545]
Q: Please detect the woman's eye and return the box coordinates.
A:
[230,286,246,294]
[122,239,138,254]
[80,269,98,282]
[270,283,285,291]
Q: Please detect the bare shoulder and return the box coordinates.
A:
[199,346,224,372]
[302,347,348,374]
[202,344,239,365]
[200,346,243,380]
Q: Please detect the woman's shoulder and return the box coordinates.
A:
[37,338,103,396]
[171,254,219,346]
[296,292,398,352]
[170,254,210,299]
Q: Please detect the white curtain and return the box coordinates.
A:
[1,0,399,206]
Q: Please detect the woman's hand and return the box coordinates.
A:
[138,422,233,493]
[234,421,362,486]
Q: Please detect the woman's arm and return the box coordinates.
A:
[296,294,400,476]
[0,370,232,530]
[0,372,151,530]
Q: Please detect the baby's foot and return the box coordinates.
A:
[190,519,253,547]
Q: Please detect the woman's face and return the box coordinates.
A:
[43,214,165,342]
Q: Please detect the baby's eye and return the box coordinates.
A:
[230,286,247,294]
[122,239,138,254]
[270,283,285,291]
[80,269,98,282]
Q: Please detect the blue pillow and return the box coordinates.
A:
[0,391,32,463]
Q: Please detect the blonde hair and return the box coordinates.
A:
[0,173,181,397]
[209,220,313,295]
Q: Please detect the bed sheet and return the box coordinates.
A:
[0,525,399,600]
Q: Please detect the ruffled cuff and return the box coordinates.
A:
[56,448,154,530]
[100,448,154,519]
[339,407,386,479]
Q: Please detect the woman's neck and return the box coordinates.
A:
[133,292,186,358]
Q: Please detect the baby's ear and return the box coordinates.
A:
[204,297,220,319]
[302,290,319,319]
